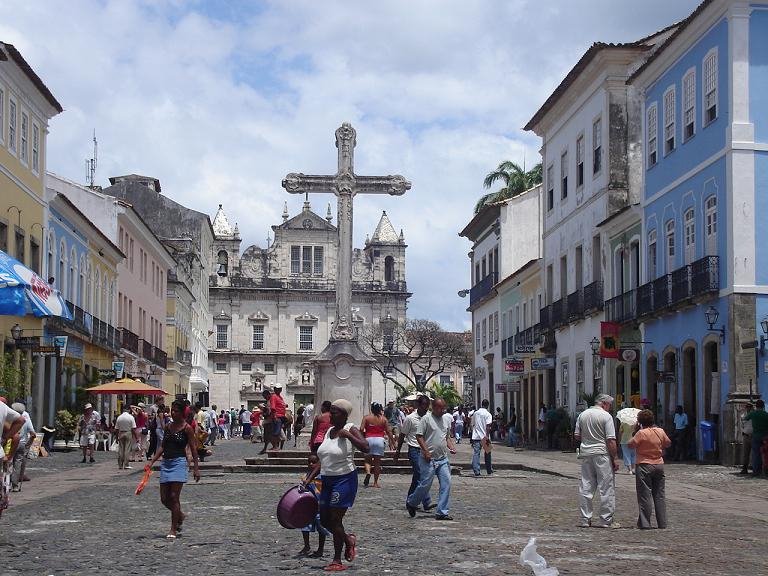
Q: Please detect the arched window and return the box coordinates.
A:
[684,208,695,264]
[95,270,101,319]
[108,281,115,324]
[665,220,675,273]
[705,196,717,255]
[384,255,395,282]
[46,231,55,281]
[58,240,66,298]
[86,261,92,313]
[69,247,76,303]
[217,250,228,277]
[79,255,86,308]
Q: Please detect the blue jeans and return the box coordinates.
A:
[407,446,431,508]
[471,439,492,475]
[407,455,451,516]
[454,423,463,443]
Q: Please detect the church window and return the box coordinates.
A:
[313,246,324,275]
[299,326,313,351]
[291,246,301,274]
[216,324,228,349]
[241,363,252,373]
[384,256,395,282]
[302,246,312,274]
[264,362,276,373]
[252,324,264,350]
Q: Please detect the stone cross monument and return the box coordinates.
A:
[282,123,411,419]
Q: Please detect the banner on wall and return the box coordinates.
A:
[600,322,620,359]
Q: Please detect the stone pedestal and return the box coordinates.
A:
[723,392,762,466]
[311,339,373,423]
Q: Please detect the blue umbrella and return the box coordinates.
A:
[0,249,72,319]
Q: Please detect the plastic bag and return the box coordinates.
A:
[519,537,559,576]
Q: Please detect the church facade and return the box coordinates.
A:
[208,200,409,412]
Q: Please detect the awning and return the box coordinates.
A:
[85,377,170,396]
[0,249,72,319]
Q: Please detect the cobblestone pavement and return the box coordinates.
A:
[1,436,765,576]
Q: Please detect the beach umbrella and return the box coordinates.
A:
[616,407,641,426]
[0,249,72,319]
[85,377,170,396]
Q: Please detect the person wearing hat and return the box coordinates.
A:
[304,399,369,572]
[78,403,101,464]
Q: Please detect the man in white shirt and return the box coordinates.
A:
[574,393,619,528]
[406,398,456,520]
[114,405,137,470]
[10,403,34,491]
[394,394,435,512]
[471,399,493,476]
[205,405,218,446]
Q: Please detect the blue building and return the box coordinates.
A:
[629,0,767,463]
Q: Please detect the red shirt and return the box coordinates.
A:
[269,394,286,418]
[250,410,262,426]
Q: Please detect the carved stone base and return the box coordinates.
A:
[311,339,374,422]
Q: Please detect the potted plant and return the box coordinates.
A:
[54,409,78,450]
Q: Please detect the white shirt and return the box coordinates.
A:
[317,423,356,476]
[19,411,35,445]
[0,401,21,428]
[575,406,616,456]
[304,403,314,424]
[471,408,493,440]
[115,412,137,433]
[401,411,426,448]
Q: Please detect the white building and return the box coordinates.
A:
[523,34,671,411]
[208,202,410,411]
[460,185,543,410]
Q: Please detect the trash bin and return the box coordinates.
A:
[700,420,715,452]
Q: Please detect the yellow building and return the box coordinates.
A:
[0,42,62,416]
[165,267,194,398]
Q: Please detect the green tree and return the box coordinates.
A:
[0,353,29,402]
[427,380,463,408]
[474,161,543,213]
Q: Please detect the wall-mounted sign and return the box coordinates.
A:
[112,361,125,379]
[505,359,524,373]
[32,346,59,357]
[531,357,556,370]
[514,344,535,355]
[52,335,68,357]
[620,348,639,363]
[495,382,521,392]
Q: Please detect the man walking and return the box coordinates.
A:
[115,404,136,470]
[206,404,218,446]
[744,399,768,477]
[672,405,689,461]
[575,393,619,528]
[394,395,435,512]
[406,398,456,520]
[269,384,287,447]
[10,403,35,491]
[470,399,493,476]
[78,403,100,464]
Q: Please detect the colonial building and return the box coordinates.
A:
[460,184,543,412]
[46,174,176,391]
[0,41,62,425]
[101,174,214,400]
[208,201,409,411]
[523,31,671,412]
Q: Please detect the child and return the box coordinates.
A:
[300,454,327,557]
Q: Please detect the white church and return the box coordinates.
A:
[207,200,410,412]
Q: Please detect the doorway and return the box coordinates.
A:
[682,345,697,426]
[702,341,719,419]
[646,354,658,415]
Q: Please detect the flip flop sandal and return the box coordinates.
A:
[344,533,356,562]
[323,563,346,572]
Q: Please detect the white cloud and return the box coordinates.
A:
[4,0,700,331]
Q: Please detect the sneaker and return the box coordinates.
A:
[124,465,132,470]
[406,504,416,518]
[435,514,454,521]
[593,521,621,529]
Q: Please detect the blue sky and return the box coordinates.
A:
[3,0,700,331]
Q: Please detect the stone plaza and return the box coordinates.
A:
[2,439,766,575]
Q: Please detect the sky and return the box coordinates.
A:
[3,0,701,332]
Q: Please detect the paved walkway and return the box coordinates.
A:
[1,435,765,575]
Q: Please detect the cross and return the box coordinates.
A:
[282,123,411,341]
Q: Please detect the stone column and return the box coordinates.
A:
[312,341,373,424]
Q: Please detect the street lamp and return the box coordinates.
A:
[457,289,470,298]
[704,306,725,342]
[590,336,600,355]
[761,317,768,354]
[10,323,22,341]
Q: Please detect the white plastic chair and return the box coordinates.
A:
[95,431,111,452]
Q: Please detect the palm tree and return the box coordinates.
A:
[474,161,543,213]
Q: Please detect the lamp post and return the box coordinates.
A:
[704,306,726,342]
[590,336,601,394]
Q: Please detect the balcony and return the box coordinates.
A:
[605,289,637,324]
[538,305,552,332]
[550,298,566,328]
[583,280,604,314]
[469,273,498,307]
[652,275,671,314]
[690,255,719,297]
[152,346,168,369]
[637,281,654,318]
[517,326,535,347]
[567,289,584,322]
[670,265,691,305]
[139,338,153,361]
[119,328,139,354]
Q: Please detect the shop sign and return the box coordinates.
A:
[531,357,556,370]
[514,344,535,354]
[504,359,524,373]
[33,346,59,357]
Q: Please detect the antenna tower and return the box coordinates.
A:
[85,130,98,188]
